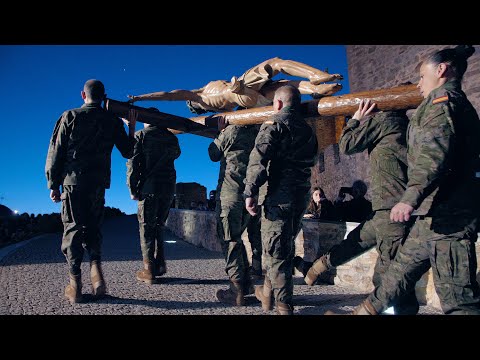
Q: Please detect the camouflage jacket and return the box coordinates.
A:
[208,125,258,203]
[45,103,135,190]
[126,125,180,197]
[244,107,318,205]
[339,111,409,211]
[400,80,480,216]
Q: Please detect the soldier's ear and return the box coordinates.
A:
[436,63,448,78]
[274,98,283,111]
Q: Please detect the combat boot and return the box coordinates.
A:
[255,277,273,311]
[90,260,107,298]
[65,273,82,304]
[304,255,329,286]
[324,299,378,315]
[137,260,156,285]
[216,280,245,306]
[276,301,294,315]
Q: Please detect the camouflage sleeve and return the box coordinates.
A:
[126,131,144,197]
[208,128,232,162]
[338,114,383,155]
[244,121,282,198]
[113,116,135,159]
[45,112,70,190]
[400,104,454,208]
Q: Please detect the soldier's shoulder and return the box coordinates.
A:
[261,116,282,129]
[62,107,82,116]
[430,87,451,107]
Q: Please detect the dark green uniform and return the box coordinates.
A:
[244,107,318,306]
[368,80,480,314]
[208,124,261,288]
[331,110,418,314]
[127,125,180,269]
[45,103,134,276]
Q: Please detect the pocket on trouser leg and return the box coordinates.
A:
[264,231,293,260]
[60,192,73,224]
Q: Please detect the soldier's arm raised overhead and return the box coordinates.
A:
[208,115,232,162]
[338,99,383,154]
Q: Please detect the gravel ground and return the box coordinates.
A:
[0,215,442,316]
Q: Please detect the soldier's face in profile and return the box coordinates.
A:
[418,62,443,99]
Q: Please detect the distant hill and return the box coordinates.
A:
[0,204,14,218]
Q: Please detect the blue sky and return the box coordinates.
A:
[0,45,349,215]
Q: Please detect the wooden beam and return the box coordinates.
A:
[104,98,214,137]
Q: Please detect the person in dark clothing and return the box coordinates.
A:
[45,79,136,304]
[126,108,181,284]
[303,187,335,220]
[208,115,262,306]
[334,180,372,222]
[244,85,318,315]
[297,104,420,315]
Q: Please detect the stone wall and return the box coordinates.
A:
[311,143,370,206]
[165,209,220,251]
[175,182,207,209]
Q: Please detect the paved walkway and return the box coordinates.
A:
[0,215,442,315]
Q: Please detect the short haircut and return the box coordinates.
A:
[84,79,105,102]
[274,84,301,109]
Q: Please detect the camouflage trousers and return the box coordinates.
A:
[137,185,175,266]
[216,199,252,284]
[368,215,480,315]
[247,210,262,273]
[327,210,419,314]
[262,190,310,305]
[60,185,105,276]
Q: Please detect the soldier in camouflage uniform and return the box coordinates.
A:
[126,108,181,285]
[45,79,136,304]
[244,85,318,315]
[208,115,262,306]
[327,45,480,315]
[297,99,419,315]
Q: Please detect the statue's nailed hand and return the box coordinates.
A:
[127,95,136,103]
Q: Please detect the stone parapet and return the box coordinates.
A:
[166,209,221,252]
